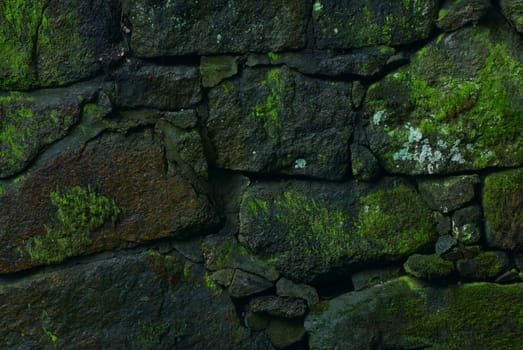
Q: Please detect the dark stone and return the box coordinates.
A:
[456,251,510,280]
[0,0,121,90]
[200,56,238,88]
[404,254,455,279]
[437,0,492,32]
[162,109,198,130]
[351,267,403,291]
[435,214,452,236]
[435,235,457,255]
[351,81,366,109]
[312,0,437,49]
[207,65,355,180]
[265,318,305,349]
[350,144,380,181]
[239,178,437,282]
[122,0,308,56]
[245,311,270,331]
[262,47,397,77]
[306,276,523,349]
[0,250,271,349]
[483,168,523,250]
[452,205,482,244]
[115,64,201,110]
[0,131,219,273]
[417,175,479,213]
[495,269,521,283]
[0,82,99,178]
[210,269,235,287]
[441,245,481,261]
[202,234,279,282]
[276,278,319,307]
[249,296,307,318]
[228,270,273,298]
[500,0,523,33]
[365,20,523,174]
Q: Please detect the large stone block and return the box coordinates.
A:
[239,178,437,282]
[0,131,219,273]
[122,0,308,56]
[207,66,354,180]
[312,0,437,49]
[364,20,523,174]
[306,277,523,349]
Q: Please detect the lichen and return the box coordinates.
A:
[25,185,123,264]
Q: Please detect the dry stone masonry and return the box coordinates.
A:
[0,0,523,349]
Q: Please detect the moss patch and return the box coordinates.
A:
[483,168,523,249]
[25,185,123,264]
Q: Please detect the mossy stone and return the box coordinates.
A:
[404,254,455,279]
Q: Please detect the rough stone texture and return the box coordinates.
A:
[350,144,381,182]
[122,0,308,56]
[0,0,121,90]
[437,0,491,32]
[258,47,399,78]
[115,64,202,110]
[306,276,523,349]
[0,82,99,178]
[312,0,437,49]
[435,234,457,255]
[452,205,482,244]
[265,318,305,349]
[200,56,238,88]
[239,178,437,282]
[276,278,319,307]
[483,167,523,250]
[456,251,510,280]
[228,270,273,298]
[417,175,479,213]
[404,254,455,279]
[365,20,523,174]
[249,296,307,318]
[500,0,523,33]
[207,66,354,180]
[0,250,273,349]
[0,131,218,273]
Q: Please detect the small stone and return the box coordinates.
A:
[351,81,366,109]
[457,251,510,280]
[276,278,319,307]
[404,254,455,279]
[228,270,273,298]
[437,0,491,32]
[435,235,457,255]
[515,253,523,271]
[350,144,380,181]
[417,175,480,213]
[210,269,235,287]
[265,318,305,349]
[200,56,238,88]
[249,296,307,318]
[452,205,482,244]
[351,267,404,291]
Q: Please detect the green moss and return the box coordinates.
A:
[404,254,454,279]
[247,198,268,214]
[0,1,45,90]
[132,321,171,350]
[267,51,280,61]
[274,190,349,265]
[25,185,123,264]
[42,327,58,344]
[483,168,523,248]
[250,68,284,139]
[367,28,523,173]
[355,183,436,258]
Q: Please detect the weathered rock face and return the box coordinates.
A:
[312,0,437,49]
[122,0,308,56]
[0,249,272,350]
[1,1,523,349]
[306,277,523,350]
[0,131,218,273]
[239,178,437,282]
[207,66,355,180]
[364,19,523,174]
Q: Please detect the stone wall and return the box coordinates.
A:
[1,0,523,349]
